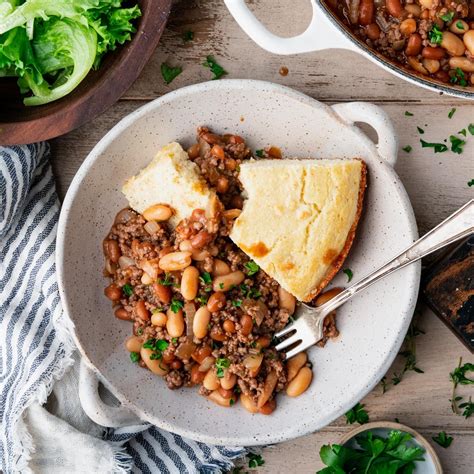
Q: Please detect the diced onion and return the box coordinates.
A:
[376,12,390,33]
[175,341,197,360]
[184,302,196,337]
[198,356,216,372]
[144,220,160,235]
[348,0,360,24]
[118,256,135,269]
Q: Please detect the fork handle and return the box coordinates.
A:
[320,200,474,315]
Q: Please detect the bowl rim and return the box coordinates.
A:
[56,79,420,445]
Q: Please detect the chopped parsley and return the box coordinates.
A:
[343,268,353,282]
[468,179,474,187]
[450,68,468,87]
[215,357,230,378]
[182,30,194,42]
[170,298,184,313]
[240,284,261,299]
[229,398,235,406]
[449,358,474,418]
[232,299,243,307]
[428,25,443,44]
[450,135,466,154]
[136,327,144,336]
[404,111,413,117]
[171,337,178,344]
[158,273,174,286]
[255,149,264,157]
[402,145,412,153]
[160,62,182,85]
[122,284,133,297]
[459,129,467,136]
[202,55,227,80]
[345,402,369,424]
[440,11,454,22]
[420,139,448,153]
[195,295,208,306]
[432,431,453,448]
[199,272,212,285]
[247,453,265,468]
[456,21,465,30]
[130,352,140,363]
[143,339,169,360]
[417,126,425,134]
[448,107,456,119]
[468,124,474,135]
[244,261,260,276]
[219,282,224,289]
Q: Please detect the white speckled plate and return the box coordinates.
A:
[57,80,419,446]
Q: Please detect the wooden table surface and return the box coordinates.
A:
[51,1,473,472]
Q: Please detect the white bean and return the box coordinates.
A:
[286,367,313,397]
[193,306,211,339]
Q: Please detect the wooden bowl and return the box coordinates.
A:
[0,0,171,146]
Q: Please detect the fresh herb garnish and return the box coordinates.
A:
[459,397,474,418]
[450,68,468,87]
[404,111,414,117]
[136,327,144,336]
[468,124,474,135]
[456,21,465,30]
[343,268,353,282]
[448,107,456,119]
[468,179,474,187]
[195,295,208,306]
[171,337,178,344]
[428,25,443,44]
[232,299,243,307]
[345,402,369,424]
[199,272,212,285]
[440,11,455,22]
[432,431,453,448]
[158,273,174,286]
[318,430,425,474]
[130,352,140,363]
[449,358,474,417]
[417,126,425,134]
[459,129,467,136]
[122,284,133,296]
[450,135,466,154]
[402,145,412,153]
[219,282,224,289]
[240,284,261,299]
[183,30,194,42]
[202,55,227,80]
[247,453,265,468]
[420,139,448,153]
[170,298,184,313]
[215,357,230,378]
[255,149,264,157]
[143,338,169,360]
[160,62,182,85]
[245,261,260,276]
[151,307,163,314]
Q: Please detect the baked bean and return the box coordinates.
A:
[153,283,171,304]
[224,158,237,170]
[420,9,429,20]
[213,271,245,292]
[191,364,205,384]
[191,345,212,363]
[404,4,421,16]
[256,336,271,348]
[407,56,428,74]
[170,360,183,370]
[450,20,468,35]
[220,370,237,390]
[135,300,150,321]
[179,240,193,252]
[240,314,253,336]
[208,390,236,407]
[358,0,374,25]
[203,368,220,391]
[181,266,199,300]
[187,143,200,159]
[441,31,465,56]
[151,311,167,326]
[449,56,474,72]
[464,30,474,56]
[200,132,221,144]
[258,370,278,408]
[125,336,142,353]
[216,176,229,193]
[229,134,244,144]
[278,287,296,315]
[259,399,276,415]
[140,347,169,376]
[222,209,241,220]
[159,251,192,271]
[143,204,173,222]
[193,306,211,338]
[286,367,313,397]
[240,393,258,413]
[190,230,212,250]
[105,284,121,301]
[405,33,422,56]
[422,46,445,59]
[114,307,132,321]
[422,58,440,73]
[315,287,343,306]
[162,351,175,364]
[386,0,402,17]
[230,195,244,209]
[366,23,380,40]
[207,292,226,312]
[218,387,234,399]
[223,319,236,333]
[287,352,308,382]
[418,0,433,7]
[434,69,450,82]
[166,308,185,337]
[105,239,121,263]
[400,19,417,36]
[267,146,282,159]
[141,272,153,285]
[212,259,231,276]
[191,249,210,261]
[211,144,225,160]
[210,326,227,341]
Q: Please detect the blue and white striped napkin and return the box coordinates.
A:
[0,143,246,473]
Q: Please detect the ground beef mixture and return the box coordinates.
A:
[103,128,338,414]
[327,0,474,86]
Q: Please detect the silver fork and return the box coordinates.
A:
[275,200,474,359]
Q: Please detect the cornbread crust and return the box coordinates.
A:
[230,159,367,302]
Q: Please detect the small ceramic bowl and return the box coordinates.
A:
[339,422,443,474]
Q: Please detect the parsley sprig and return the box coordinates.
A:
[170,298,184,313]
[432,431,453,448]
[143,338,169,360]
[160,62,182,85]
[343,268,353,282]
[449,358,474,418]
[215,357,230,378]
[247,453,265,468]
[428,25,443,44]
[345,402,369,425]
[122,283,133,297]
[244,261,260,276]
[203,55,227,80]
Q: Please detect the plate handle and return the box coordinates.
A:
[224,0,357,54]
[331,102,399,167]
[78,359,144,428]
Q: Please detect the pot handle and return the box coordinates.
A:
[331,102,399,167]
[79,359,144,428]
[224,0,357,54]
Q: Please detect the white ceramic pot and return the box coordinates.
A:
[57,79,420,446]
[224,0,474,100]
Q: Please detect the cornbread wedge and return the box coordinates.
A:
[122,142,215,227]
[230,159,367,302]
